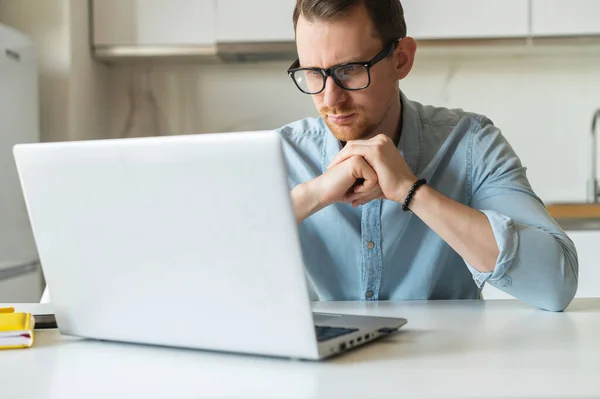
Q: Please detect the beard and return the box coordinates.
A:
[320,106,381,143]
[320,89,398,143]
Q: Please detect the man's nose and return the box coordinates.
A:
[321,76,347,109]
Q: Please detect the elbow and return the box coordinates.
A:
[530,232,579,312]
[502,228,580,312]
[538,268,578,312]
[540,286,577,312]
[515,253,579,312]
[543,242,579,312]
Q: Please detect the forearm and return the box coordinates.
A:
[408,184,499,273]
[290,181,326,224]
[409,184,578,311]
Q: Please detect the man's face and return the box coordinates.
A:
[295,5,400,142]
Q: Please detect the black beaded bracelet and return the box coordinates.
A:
[402,178,427,212]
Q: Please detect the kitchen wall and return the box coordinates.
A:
[67,0,112,142]
[107,45,600,204]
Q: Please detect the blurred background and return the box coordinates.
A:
[1,0,599,302]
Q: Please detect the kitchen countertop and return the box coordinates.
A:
[2,299,599,399]
[554,218,600,231]
[546,203,600,231]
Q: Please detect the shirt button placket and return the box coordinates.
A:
[362,201,382,302]
[365,241,377,300]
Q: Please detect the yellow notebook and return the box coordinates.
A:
[0,307,35,349]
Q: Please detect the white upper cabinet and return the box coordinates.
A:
[93,0,216,47]
[401,0,530,40]
[216,0,296,42]
[90,0,600,59]
[531,0,600,37]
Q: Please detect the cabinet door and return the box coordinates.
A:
[216,0,296,42]
[93,0,216,46]
[531,0,600,36]
[567,231,600,298]
[401,0,529,40]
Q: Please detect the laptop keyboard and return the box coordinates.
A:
[315,326,359,342]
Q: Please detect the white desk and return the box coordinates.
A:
[1,299,599,399]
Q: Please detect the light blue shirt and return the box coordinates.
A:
[277,92,578,312]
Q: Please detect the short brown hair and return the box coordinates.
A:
[293,0,407,44]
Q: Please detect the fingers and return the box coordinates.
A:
[346,186,383,202]
[348,189,385,207]
[329,142,370,168]
[338,156,380,205]
[353,183,371,194]
[349,156,378,190]
[345,156,383,203]
[353,179,378,194]
[329,134,392,168]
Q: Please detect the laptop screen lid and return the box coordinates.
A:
[13,131,320,359]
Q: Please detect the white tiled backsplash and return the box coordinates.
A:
[107,49,600,204]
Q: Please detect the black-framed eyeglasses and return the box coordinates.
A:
[287,39,400,95]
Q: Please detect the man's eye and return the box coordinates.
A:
[339,65,362,76]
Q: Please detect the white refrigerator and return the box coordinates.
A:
[0,23,43,302]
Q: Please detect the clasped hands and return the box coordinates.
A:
[315,134,418,208]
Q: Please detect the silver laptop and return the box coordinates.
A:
[13,130,406,360]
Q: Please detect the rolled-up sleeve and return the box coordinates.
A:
[464,117,578,312]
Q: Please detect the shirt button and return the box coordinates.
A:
[366,241,375,250]
[366,291,374,298]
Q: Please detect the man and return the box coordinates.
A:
[278,0,578,311]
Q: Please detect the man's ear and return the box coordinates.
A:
[394,37,417,80]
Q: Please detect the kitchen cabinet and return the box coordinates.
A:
[531,0,600,37]
[89,0,600,61]
[401,0,529,40]
[92,0,216,47]
[216,0,531,43]
[216,0,296,42]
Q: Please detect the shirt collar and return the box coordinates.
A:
[321,91,423,176]
[399,90,423,176]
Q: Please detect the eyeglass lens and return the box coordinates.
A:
[293,64,370,94]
